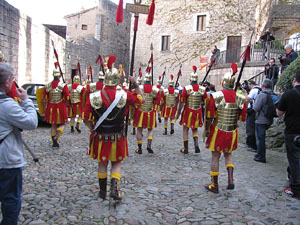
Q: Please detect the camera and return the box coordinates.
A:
[241,81,250,93]
[278,54,285,60]
[294,135,300,148]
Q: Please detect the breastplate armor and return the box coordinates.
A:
[186,85,205,110]
[212,91,245,132]
[47,81,65,104]
[71,89,81,104]
[139,85,159,112]
[164,89,178,108]
[89,83,97,93]
[90,89,127,134]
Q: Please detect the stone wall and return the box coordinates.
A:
[130,0,258,87]
[0,0,65,85]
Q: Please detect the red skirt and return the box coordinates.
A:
[206,123,238,153]
[45,101,68,125]
[179,107,203,129]
[133,108,156,129]
[68,102,83,117]
[89,131,128,162]
[161,105,176,119]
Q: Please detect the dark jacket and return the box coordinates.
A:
[265,64,279,80]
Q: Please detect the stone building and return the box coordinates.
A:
[64,0,131,82]
[131,0,300,87]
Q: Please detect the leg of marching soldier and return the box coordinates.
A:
[180,126,189,154]
[147,128,154,153]
[98,162,108,200]
[192,128,200,153]
[163,118,168,135]
[76,116,82,133]
[51,125,59,147]
[170,120,175,135]
[135,127,143,154]
[110,162,122,200]
[205,151,221,193]
[70,117,75,133]
[224,153,235,189]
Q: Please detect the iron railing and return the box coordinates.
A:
[216,37,300,66]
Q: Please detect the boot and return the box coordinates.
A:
[98,178,107,200]
[163,127,167,135]
[110,178,122,201]
[193,136,200,153]
[180,140,188,154]
[131,128,136,135]
[226,166,235,190]
[158,114,162,123]
[147,138,154,153]
[170,123,174,135]
[52,136,59,148]
[71,126,74,133]
[205,171,219,193]
[75,122,81,133]
[135,143,142,154]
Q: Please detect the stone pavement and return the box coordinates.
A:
[1,121,299,225]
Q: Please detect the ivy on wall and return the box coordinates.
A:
[277,56,300,91]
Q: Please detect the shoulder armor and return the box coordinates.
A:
[45,82,52,92]
[185,85,193,94]
[151,86,159,97]
[163,88,169,96]
[236,93,246,110]
[89,83,97,93]
[90,91,103,109]
[198,86,206,95]
[57,82,66,91]
[211,91,225,108]
[116,89,127,108]
[76,85,84,93]
[160,86,165,92]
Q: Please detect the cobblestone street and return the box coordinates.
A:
[1,121,300,225]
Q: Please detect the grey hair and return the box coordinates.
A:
[0,63,14,86]
[263,78,272,89]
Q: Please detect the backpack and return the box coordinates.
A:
[262,91,279,119]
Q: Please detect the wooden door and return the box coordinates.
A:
[226,36,242,63]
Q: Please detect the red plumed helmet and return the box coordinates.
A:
[170,74,174,80]
[107,55,116,69]
[54,62,59,68]
[159,75,161,80]
[139,71,143,77]
[193,65,197,72]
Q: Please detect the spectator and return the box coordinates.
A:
[277,70,300,200]
[264,58,279,90]
[210,46,220,66]
[0,63,38,225]
[245,80,261,152]
[279,44,298,72]
[252,79,273,163]
[259,28,275,60]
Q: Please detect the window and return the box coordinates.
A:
[81,24,88,30]
[197,15,206,31]
[161,35,170,51]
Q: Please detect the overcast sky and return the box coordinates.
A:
[6,0,132,25]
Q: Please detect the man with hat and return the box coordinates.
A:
[161,74,179,135]
[83,55,143,201]
[175,66,207,154]
[43,63,70,147]
[133,67,159,154]
[245,79,261,152]
[204,72,247,193]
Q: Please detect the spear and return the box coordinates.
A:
[234,29,255,91]
[150,43,154,85]
[51,40,65,83]
[175,64,182,87]
[77,62,82,84]
[200,57,215,85]
[161,67,166,86]
[96,55,105,75]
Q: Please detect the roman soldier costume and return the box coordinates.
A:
[44,63,70,147]
[68,74,86,133]
[83,55,142,201]
[133,67,159,154]
[161,74,179,135]
[176,66,207,154]
[204,72,247,193]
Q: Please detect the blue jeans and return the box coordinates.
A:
[0,168,22,225]
[285,133,300,197]
[255,123,268,159]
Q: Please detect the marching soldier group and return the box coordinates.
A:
[6,50,245,201]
